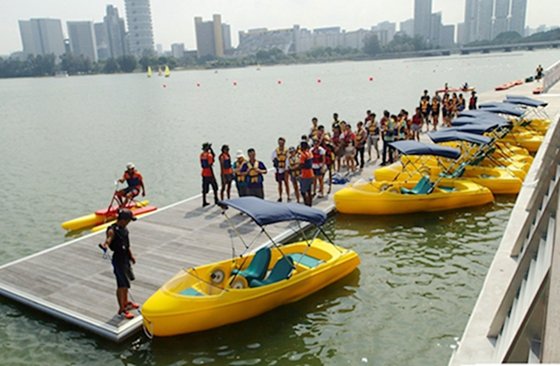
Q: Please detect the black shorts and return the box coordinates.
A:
[221,174,234,185]
[202,176,218,194]
[275,171,288,183]
[119,187,139,197]
[112,261,130,289]
[246,186,264,199]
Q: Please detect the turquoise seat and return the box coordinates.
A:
[288,253,323,268]
[401,176,433,195]
[180,287,203,296]
[232,247,271,283]
[249,256,294,288]
[449,163,467,178]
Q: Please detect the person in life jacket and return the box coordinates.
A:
[287,146,301,203]
[431,94,441,131]
[311,140,326,198]
[419,90,431,132]
[200,142,219,207]
[219,145,234,201]
[354,121,367,170]
[299,141,315,207]
[469,91,478,110]
[116,163,145,207]
[309,117,319,141]
[240,148,267,199]
[381,112,396,166]
[271,137,290,202]
[232,150,247,197]
[365,112,379,162]
[457,94,466,112]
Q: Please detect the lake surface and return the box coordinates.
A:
[1,49,559,365]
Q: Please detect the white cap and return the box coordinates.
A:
[236,150,245,159]
[126,162,135,170]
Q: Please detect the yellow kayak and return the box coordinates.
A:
[375,163,522,194]
[142,240,360,337]
[334,178,494,215]
[61,200,153,231]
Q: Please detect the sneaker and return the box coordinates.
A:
[277,198,282,202]
[119,310,134,319]
[126,301,139,310]
[202,202,210,207]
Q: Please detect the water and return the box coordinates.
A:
[0,50,559,365]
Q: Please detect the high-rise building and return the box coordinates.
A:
[439,25,456,48]
[104,5,127,59]
[372,21,397,45]
[430,12,442,45]
[457,22,466,44]
[19,18,65,57]
[464,0,479,43]
[477,0,494,41]
[194,14,231,58]
[414,0,433,42]
[67,21,98,61]
[510,0,527,35]
[94,23,110,60]
[493,0,510,38]
[124,0,154,57]
[171,43,185,59]
[399,19,415,37]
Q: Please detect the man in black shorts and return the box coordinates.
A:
[100,209,138,319]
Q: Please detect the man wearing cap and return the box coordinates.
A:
[200,142,219,207]
[271,137,290,202]
[116,163,145,207]
[100,209,138,320]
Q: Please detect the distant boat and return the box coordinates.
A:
[256,64,261,71]
[164,65,170,78]
[147,66,152,78]
[54,71,69,78]
[158,66,163,77]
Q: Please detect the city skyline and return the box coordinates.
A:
[1,0,558,55]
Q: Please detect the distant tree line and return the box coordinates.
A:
[465,28,560,47]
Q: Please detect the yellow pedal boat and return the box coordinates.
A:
[334,178,494,215]
[142,198,360,337]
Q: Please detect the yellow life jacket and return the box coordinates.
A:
[276,147,287,169]
[246,160,262,184]
[289,156,300,177]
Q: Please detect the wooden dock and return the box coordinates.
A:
[0,166,374,342]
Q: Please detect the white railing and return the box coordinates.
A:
[449,112,560,365]
[543,59,560,93]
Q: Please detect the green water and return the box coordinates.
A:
[1,50,558,365]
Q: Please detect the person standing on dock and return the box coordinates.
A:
[419,90,431,132]
[381,111,395,166]
[536,65,544,80]
[469,91,478,110]
[272,137,290,202]
[287,147,301,203]
[200,143,219,207]
[116,163,145,207]
[99,209,138,320]
[233,150,247,197]
[240,148,267,199]
[354,121,367,170]
[366,113,379,162]
[299,141,314,206]
[219,145,234,201]
[431,94,440,131]
[411,108,422,141]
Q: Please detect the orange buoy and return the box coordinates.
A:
[369,76,374,81]
[277,80,282,84]
[317,79,322,84]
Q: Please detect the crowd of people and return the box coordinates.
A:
[198,87,479,207]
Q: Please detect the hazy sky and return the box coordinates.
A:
[0,0,557,55]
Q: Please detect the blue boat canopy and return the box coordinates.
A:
[219,197,327,227]
[428,131,492,145]
[506,95,548,108]
[452,116,511,128]
[479,104,525,117]
[446,124,499,135]
[458,110,508,121]
[389,140,461,159]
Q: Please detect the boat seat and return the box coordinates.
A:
[231,247,271,283]
[448,163,466,179]
[249,256,294,288]
[400,176,433,195]
[288,253,324,268]
[180,287,203,296]
[438,186,456,192]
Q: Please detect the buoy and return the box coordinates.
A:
[196,82,201,87]
[277,80,282,85]
[368,76,374,81]
[233,81,237,86]
[317,79,322,84]
[162,84,167,88]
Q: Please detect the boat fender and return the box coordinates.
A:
[229,276,248,289]
[210,266,227,285]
